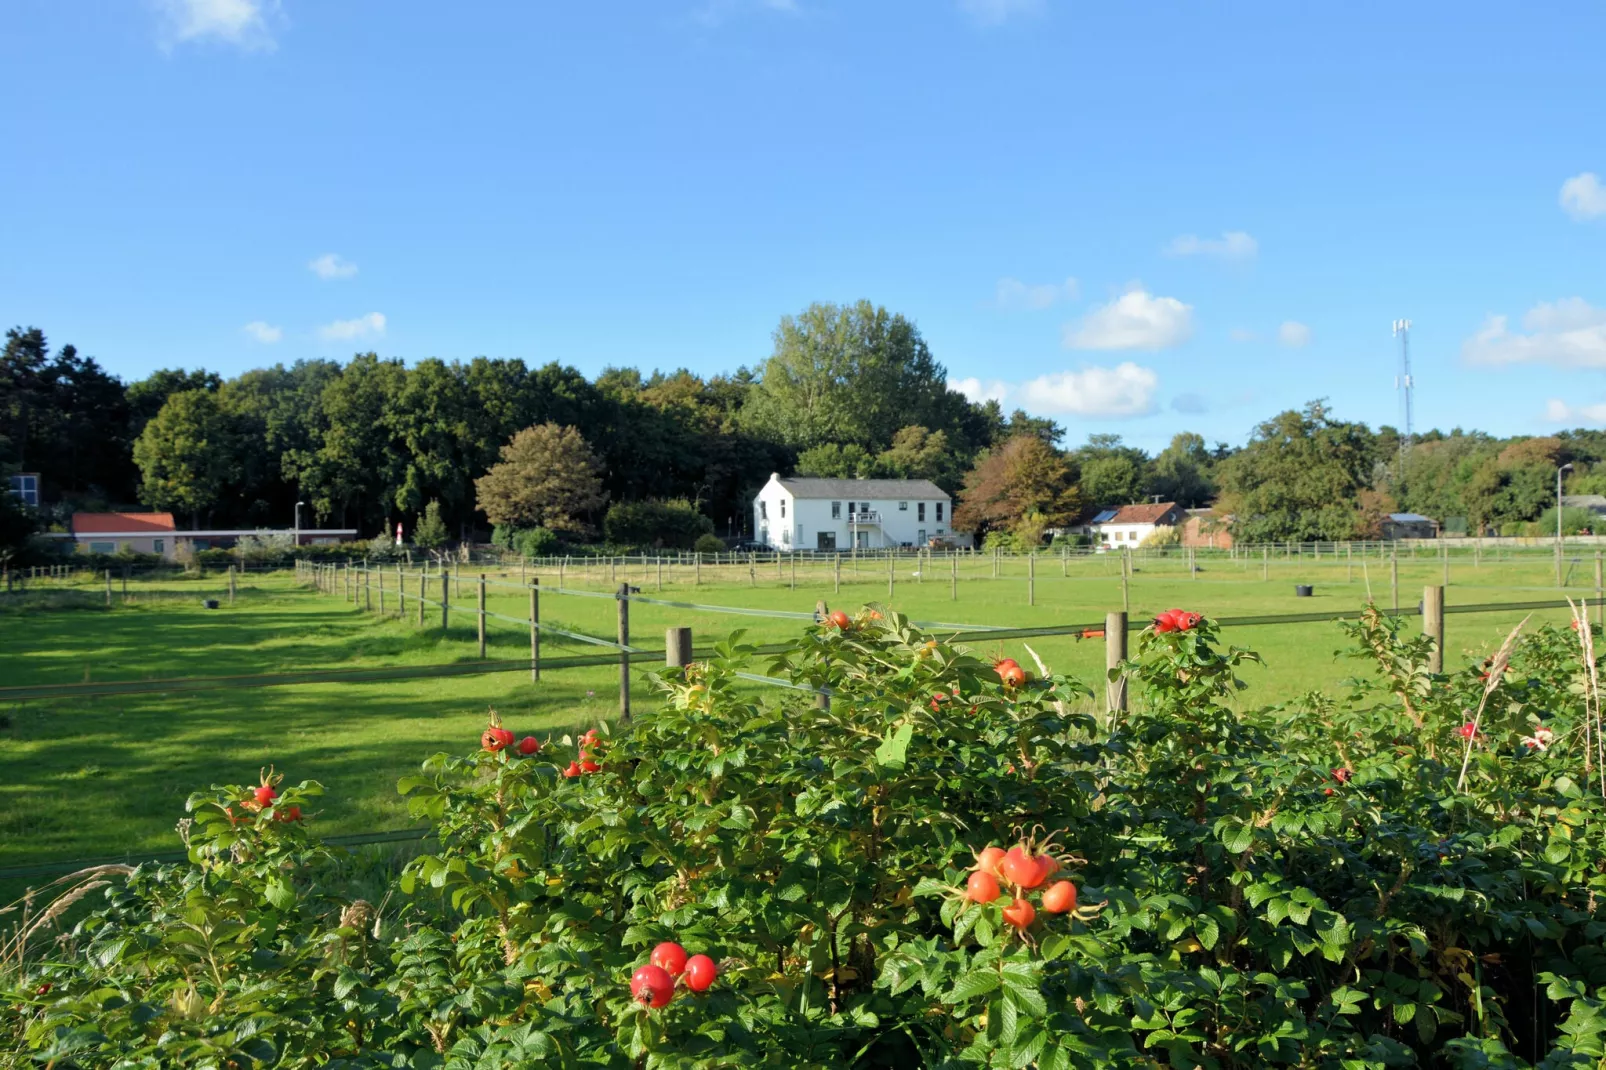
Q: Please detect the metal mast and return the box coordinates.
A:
[1392,318,1413,478]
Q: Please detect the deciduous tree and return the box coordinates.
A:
[953,435,1082,542]
[132,389,240,527]
[475,423,608,534]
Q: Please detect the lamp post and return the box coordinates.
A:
[295,500,306,546]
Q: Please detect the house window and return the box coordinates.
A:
[917,503,926,521]
[760,525,768,544]
[89,542,116,554]
[936,502,944,521]
[152,539,165,553]
[781,528,791,546]
[780,499,786,519]
[9,474,38,507]
[936,528,945,535]
[860,502,869,515]
[759,501,767,520]
[831,501,841,519]
[817,532,837,549]
[898,501,908,511]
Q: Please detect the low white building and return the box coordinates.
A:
[1093,502,1185,548]
[753,475,960,550]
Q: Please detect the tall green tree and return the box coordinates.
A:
[132,389,240,527]
[1215,401,1376,541]
[126,367,221,436]
[1147,432,1216,507]
[953,435,1082,543]
[302,353,407,531]
[741,301,976,454]
[0,327,133,501]
[1076,434,1149,508]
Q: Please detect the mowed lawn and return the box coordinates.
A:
[0,551,1590,874]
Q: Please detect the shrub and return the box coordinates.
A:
[693,533,726,555]
[414,500,448,549]
[8,610,1606,1066]
[603,499,714,549]
[515,526,558,557]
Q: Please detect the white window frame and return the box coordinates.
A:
[898,501,908,511]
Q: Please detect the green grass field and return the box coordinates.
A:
[1,548,1596,876]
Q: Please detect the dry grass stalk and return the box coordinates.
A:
[1021,643,1070,720]
[1,864,135,970]
[1456,616,1529,792]
[1570,599,1602,796]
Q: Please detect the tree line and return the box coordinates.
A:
[4,302,1605,561]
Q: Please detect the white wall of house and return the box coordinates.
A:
[753,475,957,550]
[1096,522,1157,548]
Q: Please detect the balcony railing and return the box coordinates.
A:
[847,511,882,525]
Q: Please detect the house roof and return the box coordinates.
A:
[774,477,948,500]
[1563,494,1606,508]
[72,512,176,534]
[1101,502,1181,525]
[1386,513,1435,524]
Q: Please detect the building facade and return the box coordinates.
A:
[1092,502,1185,548]
[752,475,960,550]
[50,513,357,559]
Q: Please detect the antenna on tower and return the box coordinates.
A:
[1392,318,1413,482]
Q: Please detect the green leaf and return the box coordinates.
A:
[264,878,296,911]
[947,970,1000,1004]
[875,722,914,770]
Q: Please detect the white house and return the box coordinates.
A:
[753,475,961,550]
[1093,502,1185,549]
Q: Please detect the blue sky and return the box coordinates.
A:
[3,0,1604,452]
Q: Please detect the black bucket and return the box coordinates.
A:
[202,598,220,609]
[1294,585,1313,598]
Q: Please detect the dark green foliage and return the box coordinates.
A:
[693,533,725,554]
[603,499,716,549]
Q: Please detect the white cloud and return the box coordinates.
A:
[1462,297,1606,368]
[948,376,1010,405]
[1545,398,1606,425]
[155,0,277,50]
[995,276,1078,310]
[1278,320,1312,347]
[1164,230,1258,261]
[318,312,386,341]
[1064,287,1194,351]
[308,253,358,280]
[1560,172,1606,221]
[242,320,282,343]
[1021,363,1158,417]
[958,0,1046,25]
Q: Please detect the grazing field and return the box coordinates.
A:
[0,548,1593,873]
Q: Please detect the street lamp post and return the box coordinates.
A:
[295,500,306,546]
[1557,464,1573,585]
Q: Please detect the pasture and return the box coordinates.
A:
[1,545,1594,872]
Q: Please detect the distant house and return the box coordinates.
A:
[1180,507,1233,549]
[1093,502,1186,548]
[753,474,964,550]
[49,513,357,559]
[1381,512,1439,540]
[1563,494,1606,518]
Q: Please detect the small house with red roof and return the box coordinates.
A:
[1092,501,1185,549]
[51,513,358,558]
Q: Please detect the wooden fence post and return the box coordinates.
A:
[417,565,426,628]
[228,565,237,606]
[364,560,372,612]
[666,626,693,668]
[104,569,112,607]
[396,563,403,617]
[1391,551,1399,612]
[1423,585,1445,674]
[1028,551,1035,606]
[1105,611,1128,715]
[530,579,540,682]
[1121,551,1130,614]
[617,583,632,722]
[834,552,841,593]
[888,551,895,599]
[1261,546,1269,581]
[440,568,449,632]
[951,552,957,601]
[477,573,487,658]
[1596,551,1603,631]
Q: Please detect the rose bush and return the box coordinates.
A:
[6,606,1606,1068]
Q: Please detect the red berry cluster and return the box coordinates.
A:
[481,714,541,758]
[993,657,1027,689]
[563,729,603,778]
[961,842,1084,931]
[630,941,718,1009]
[1153,609,1201,634]
[237,768,302,823]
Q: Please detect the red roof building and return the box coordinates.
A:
[71,512,176,535]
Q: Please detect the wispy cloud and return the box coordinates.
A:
[957,0,1046,26]
[1463,298,1606,368]
[950,364,1159,417]
[1164,230,1258,261]
[1228,327,1258,342]
[1545,398,1606,425]
[155,0,278,50]
[318,312,386,341]
[242,320,282,343]
[308,253,358,280]
[994,276,1078,311]
[1064,287,1194,351]
[1278,320,1312,347]
[948,377,1010,405]
[1560,173,1606,221]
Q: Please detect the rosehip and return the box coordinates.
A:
[580,758,600,773]
[630,964,675,1009]
[996,662,1026,688]
[683,954,717,993]
[1002,897,1035,929]
[1000,845,1046,889]
[973,845,1006,876]
[966,870,1001,904]
[517,736,540,755]
[828,610,851,629]
[273,805,302,822]
[481,726,514,752]
[562,761,581,778]
[651,941,688,978]
[253,784,278,807]
[1042,880,1077,914]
